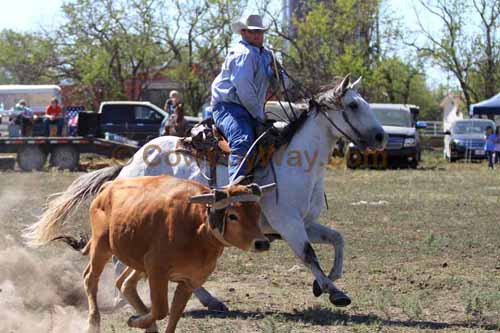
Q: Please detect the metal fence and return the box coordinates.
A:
[419,121,444,137]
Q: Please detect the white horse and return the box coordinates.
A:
[24,74,386,313]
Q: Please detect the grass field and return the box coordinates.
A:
[1,152,499,332]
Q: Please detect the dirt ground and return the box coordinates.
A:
[0,152,499,332]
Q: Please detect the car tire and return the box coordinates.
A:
[346,148,362,169]
[409,159,418,169]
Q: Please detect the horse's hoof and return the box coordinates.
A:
[329,290,351,307]
[127,315,141,328]
[207,299,229,312]
[312,280,323,297]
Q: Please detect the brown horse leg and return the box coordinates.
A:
[165,282,193,333]
[84,238,111,333]
[127,270,169,330]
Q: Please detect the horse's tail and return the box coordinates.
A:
[23,165,124,247]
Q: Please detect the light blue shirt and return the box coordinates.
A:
[14,103,33,118]
[211,40,278,122]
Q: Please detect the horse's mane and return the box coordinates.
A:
[270,81,342,147]
[318,76,343,94]
[277,108,309,144]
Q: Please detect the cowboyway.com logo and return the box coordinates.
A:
[111,144,388,170]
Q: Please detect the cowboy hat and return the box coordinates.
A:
[231,14,269,34]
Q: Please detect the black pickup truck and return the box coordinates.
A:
[81,101,200,145]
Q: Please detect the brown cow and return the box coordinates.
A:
[75,175,273,333]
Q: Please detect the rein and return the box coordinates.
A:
[276,64,365,148]
[318,106,364,148]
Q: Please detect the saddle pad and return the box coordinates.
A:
[175,137,229,166]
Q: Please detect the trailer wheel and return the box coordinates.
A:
[50,145,80,170]
[17,146,47,171]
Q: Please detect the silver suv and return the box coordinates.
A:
[443,119,495,162]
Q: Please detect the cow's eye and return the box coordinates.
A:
[228,213,238,221]
[348,101,358,110]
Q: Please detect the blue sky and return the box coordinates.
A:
[0,0,63,32]
[0,0,447,86]
[0,0,432,32]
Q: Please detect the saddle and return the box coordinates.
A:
[175,112,309,186]
[176,118,231,167]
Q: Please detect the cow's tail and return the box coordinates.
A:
[22,165,124,247]
[51,234,91,254]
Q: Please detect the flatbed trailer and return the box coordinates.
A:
[0,136,139,171]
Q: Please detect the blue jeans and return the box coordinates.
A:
[212,102,257,183]
[487,150,494,169]
[44,117,64,136]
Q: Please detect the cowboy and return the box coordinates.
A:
[211,14,284,184]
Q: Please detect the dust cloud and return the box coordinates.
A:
[0,181,116,332]
[0,239,87,332]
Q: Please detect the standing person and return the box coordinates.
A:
[494,126,500,164]
[160,90,183,136]
[210,14,284,184]
[163,101,188,137]
[44,97,64,136]
[484,126,496,169]
[163,90,181,115]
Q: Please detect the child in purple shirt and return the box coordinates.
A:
[484,126,497,169]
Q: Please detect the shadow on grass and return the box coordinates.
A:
[185,307,499,331]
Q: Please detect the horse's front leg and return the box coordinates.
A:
[306,222,344,282]
[271,216,350,307]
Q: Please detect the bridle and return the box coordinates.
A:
[314,95,368,148]
[273,62,367,147]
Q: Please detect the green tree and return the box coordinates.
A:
[267,1,381,94]
[0,30,57,84]
[413,0,500,109]
[55,0,177,108]
[263,0,442,120]
[165,0,247,114]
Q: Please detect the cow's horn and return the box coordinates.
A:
[259,183,276,194]
[231,194,261,203]
[190,193,215,204]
